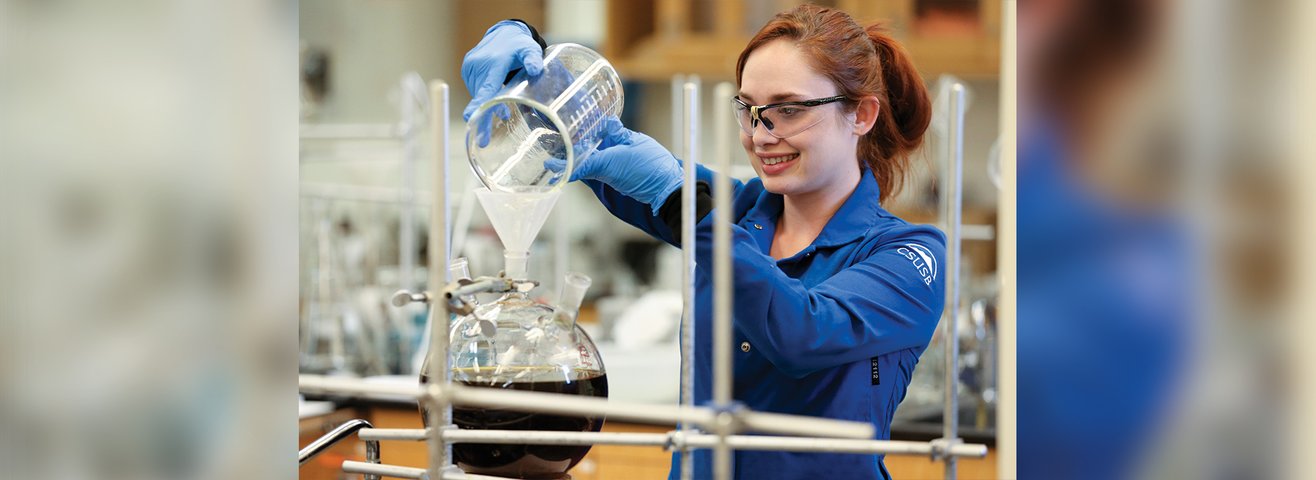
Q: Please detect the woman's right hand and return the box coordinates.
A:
[462,20,543,146]
[547,119,684,214]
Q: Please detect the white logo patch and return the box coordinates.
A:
[895,243,937,286]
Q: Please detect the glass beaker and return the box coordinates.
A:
[466,43,624,193]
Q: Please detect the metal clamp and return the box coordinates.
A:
[392,274,537,311]
[929,436,963,462]
[708,401,747,436]
[391,290,431,307]
[664,429,693,452]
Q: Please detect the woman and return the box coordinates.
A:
[463,5,942,479]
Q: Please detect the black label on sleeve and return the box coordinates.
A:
[870,357,881,385]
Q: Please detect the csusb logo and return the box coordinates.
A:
[896,243,937,286]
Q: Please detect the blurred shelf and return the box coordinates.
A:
[604,0,1001,82]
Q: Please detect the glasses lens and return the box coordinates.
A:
[732,98,755,135]
[759,104,826,138]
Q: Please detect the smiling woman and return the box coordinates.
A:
[458,4,940,479]
[734,8,931,208]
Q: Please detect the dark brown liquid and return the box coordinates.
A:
[419,367,608,480]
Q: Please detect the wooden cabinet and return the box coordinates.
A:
[604,0,1001,81]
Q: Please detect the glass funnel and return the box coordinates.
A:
[420,263,606,480]
[466,43,624,193]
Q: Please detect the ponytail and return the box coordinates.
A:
[860,24,931,204]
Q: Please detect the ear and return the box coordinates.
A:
[852,96,880,135]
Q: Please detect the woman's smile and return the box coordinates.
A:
[758,152,799,174]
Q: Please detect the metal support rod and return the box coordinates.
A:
[342,461,513,480]
[299,420,381,480]
[997,3,1018,477]
[342,461,427,479]
[701,435,984,457]
[941,83,967,479]
[711,83,739,479]
[299,374,423,398]
[704,80,734,480]
[355,428,989,457]
[678,79,697,480]
[442,382,874,439]
[451,430,673,447]
[426,80,452,480]
[299,375,875,439]
[359,428,432,441]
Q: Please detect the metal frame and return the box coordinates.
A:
[940,82,968,479]
[679,78,700,480]
[298,76,985,480]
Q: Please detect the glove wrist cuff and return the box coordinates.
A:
[501,19,549,51]
[656,180,714,237]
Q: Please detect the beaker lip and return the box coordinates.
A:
[542,43,609,66]
[466,94,573,194]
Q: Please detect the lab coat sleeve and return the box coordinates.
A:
[694,215,946,378]
[583,162,743,246]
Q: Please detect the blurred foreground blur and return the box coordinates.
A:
[1019,0,1316,479]
[0,1,298,479]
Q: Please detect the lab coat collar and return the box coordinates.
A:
[811,167,885,248]
[741,168,885,252]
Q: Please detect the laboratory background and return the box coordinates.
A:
[297,1,1008,478]
[9,0,1316,479]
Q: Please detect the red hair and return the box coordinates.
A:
[735,4,931,204]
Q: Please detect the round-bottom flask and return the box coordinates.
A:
[419,270,605,479]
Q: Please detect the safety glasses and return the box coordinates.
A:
[731,95,847,139]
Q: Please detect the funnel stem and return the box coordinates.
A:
[504,250,530,280]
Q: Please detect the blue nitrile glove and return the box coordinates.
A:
[549,118,683,215]
[462,20,544,147]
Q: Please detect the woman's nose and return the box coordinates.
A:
[751,123,778,146]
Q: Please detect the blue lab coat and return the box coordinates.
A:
[585,166,946,479]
